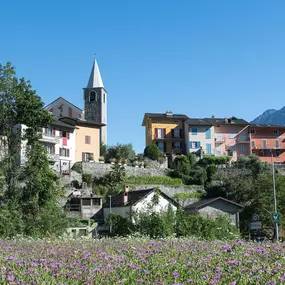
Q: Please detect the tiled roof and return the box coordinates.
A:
[103,188,179,208]
[186,118,213,126]
[184,197,243,211]
[250,124,285,129]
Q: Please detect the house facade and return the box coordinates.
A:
[185,119,215,155]
[184,197,243,228]
[142,111,189,155]
[250,124,285,163]
[103,186,178,222]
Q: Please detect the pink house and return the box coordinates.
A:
[209,117,250,161]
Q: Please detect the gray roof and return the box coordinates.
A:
[103,188,179,208]
[186,118,213,126]
[142,112,189,126]
[59,117,105,127]
[51,120,75,129]
[250,124,285,129]
[184,197,244,211]
[204,118,248,125]
[86,59,104,88]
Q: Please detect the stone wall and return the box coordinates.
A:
[82,162,167,178]
[130,184,204,197]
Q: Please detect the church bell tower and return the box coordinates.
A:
[83,60,107,145]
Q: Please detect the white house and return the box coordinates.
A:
[103,186,178,222]
[185,119,215,156]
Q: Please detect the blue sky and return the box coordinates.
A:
[1,0,285,153]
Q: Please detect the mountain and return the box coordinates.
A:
[251,107,285,126]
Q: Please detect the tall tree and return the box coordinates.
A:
[0,62,66,237]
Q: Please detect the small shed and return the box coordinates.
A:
[184,197,243,228]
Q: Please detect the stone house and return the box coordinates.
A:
[184,197,243,228]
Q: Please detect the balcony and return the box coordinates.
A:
[237,136,250,143]
[40,134,60,144]
[47,153,59,161]
[214,137,225,143]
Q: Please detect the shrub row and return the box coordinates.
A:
[125,176,183,186]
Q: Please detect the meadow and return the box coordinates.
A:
[0,238,284,284]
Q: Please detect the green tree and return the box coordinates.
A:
[0,62,67,237]
[173,155,190,174]
[144,144,163,160]
[105,143,136,162]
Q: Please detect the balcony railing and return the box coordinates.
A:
[40,135,60,144]
[214,137,225,143]
[47,153,59,161]
[237,136,250,143]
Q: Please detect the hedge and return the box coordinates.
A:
[125,176,184,186]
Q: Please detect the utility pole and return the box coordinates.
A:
[271,149,279,242]
[109,195,112,235]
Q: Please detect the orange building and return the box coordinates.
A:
[250,124,285,163]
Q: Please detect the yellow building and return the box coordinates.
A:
[142,111,189,155]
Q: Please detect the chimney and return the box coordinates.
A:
[123,185,129,205]
[166,110,173,117]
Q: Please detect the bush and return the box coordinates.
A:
[198,155,231,166]
[144,144,163,160]
[125,176,183,186]
[173,192,204,200]
[106,213,135,236]
[173,155,190,174]
[82,174,93,187]
[71,162,82,173]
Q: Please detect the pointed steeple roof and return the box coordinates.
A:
[87,59,104,88]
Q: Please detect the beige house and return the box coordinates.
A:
[59,117,103,162]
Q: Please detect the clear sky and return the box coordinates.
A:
[1,0,285,153]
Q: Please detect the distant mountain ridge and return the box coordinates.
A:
[251,107,285,126]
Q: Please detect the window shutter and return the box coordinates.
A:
[171,129,174,138]
[164,128,166,138]
[59,131,62,137]
[67,132,70,139]
[52,146,55,154]
[155,128,158,138]
[67,149,70,157]
[52,129,56,136]
[179,129,182,138]
[197,141,201,148]
[82,152,85,161]
[44,128,47,135]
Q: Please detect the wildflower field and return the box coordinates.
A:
[0,238,284,284]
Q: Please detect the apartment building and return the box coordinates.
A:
[250,124,285,163]
[142,111,189,155]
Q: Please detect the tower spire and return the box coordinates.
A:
[87,59,104,88]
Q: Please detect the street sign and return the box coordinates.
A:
[249,221,262,230]
[251,214,260,222]
[273,213,280,223]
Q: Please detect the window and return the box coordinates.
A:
[206,143,212,154]
[189,141,200,149]
[275,140,280,148]
[92,198,101,206]
[173,129,181,138]
[44,128,55,137]
[82,152,93,162]
[173,142,180,149]
[205,128,211,139]
[59,148,69,157]
[251,140,256,148]
[259,150,266,157]
[85,135,91,144]
[60,131,70,138]
[44,145,55,154]
[89,91,95,101]
[157,142,165,152]
[276,150,280,157]
[250,129,256,134]
[103,94,106,103]
[82,199,91,206]
[240,144,246,153]
[68,107,72,117]
[191,128,198,135]
[262,140,267,149]
[273,129,278,135]
[155,128,166,139]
